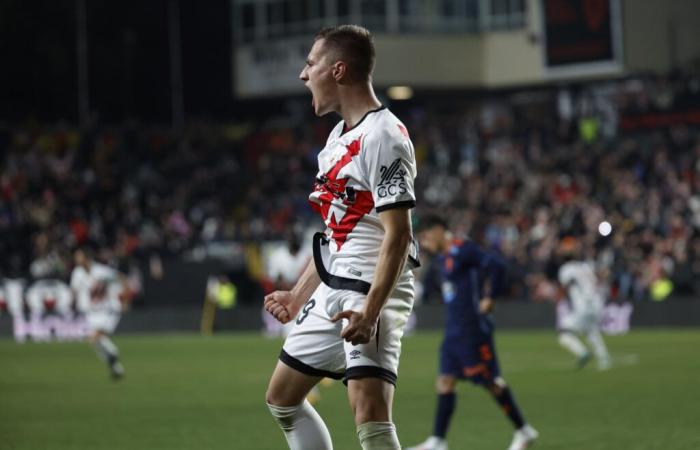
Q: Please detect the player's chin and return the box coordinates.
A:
[312,98,330,116]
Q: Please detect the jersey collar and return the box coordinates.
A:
[340,105,386,136]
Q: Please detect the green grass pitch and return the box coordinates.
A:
[1,329,699,450]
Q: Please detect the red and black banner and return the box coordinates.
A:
[543,0,619,67]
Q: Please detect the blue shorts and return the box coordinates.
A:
[439,334,501,385]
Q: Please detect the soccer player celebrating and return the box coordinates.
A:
[407,215,538,450]
[556,238,611,370]
[70,248,126,380]
[263,25,419,450]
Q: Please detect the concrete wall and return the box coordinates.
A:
[622,0,700,73]
[373,34,484,87]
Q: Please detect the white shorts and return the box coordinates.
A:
[557,302,601,334]
[86,311,120,334]
[281,274,414,386]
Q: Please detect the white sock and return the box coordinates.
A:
[99,336,118,356]
[357,421,400,450]
[558,332,587,358]
[586,329,611,365]
[267,400,333,450]
[94,335,119,362]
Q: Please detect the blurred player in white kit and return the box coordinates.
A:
[70,248,127,380]
[264,229,312,338]
[557,240,611,370]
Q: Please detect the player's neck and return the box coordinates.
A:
[337,83,382,129]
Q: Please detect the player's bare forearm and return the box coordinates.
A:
[290,259,321,305]
[364,208,412,321]
[265,260,320,323]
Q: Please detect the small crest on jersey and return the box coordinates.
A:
[347,266,362,277]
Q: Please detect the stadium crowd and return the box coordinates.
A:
[1,72,699,302]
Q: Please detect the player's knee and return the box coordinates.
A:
[265,384,293,407]
[266,401,299,431]
[265,379,289,406]
[357,421,400,450]
[350,386,391,424]
[435,375,456,394]
[353,396,390,424]
[485,377,507,395]
[88,332,101,344]
[348,378,393,424]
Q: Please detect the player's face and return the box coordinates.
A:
[74,250,87,268]
[420,226,447,254]
[299,39,339,116]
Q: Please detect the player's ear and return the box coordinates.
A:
[332,61,346,82]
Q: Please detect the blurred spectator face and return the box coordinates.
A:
[299,39,339,117]
[420,225,447,254]
[73,249,90,269]
[34,233,49,256]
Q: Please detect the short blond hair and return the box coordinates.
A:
[314,25,375,82]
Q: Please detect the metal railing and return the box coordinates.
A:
[232,0,527,43]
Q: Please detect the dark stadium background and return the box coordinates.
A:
[1,0,232,122]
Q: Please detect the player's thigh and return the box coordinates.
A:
[281,284,346,378]
[266,359,323,406]
[439,338,463,379]
[347,376,395,425]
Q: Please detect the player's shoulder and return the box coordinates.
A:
[360,108,409,146]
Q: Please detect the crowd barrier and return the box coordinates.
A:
[1,278,698,339]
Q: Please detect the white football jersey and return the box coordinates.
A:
[558,260,604,312]
[309,107,418,284]
[70,263,122,313]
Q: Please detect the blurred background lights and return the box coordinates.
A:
[598,221,612,236]
[387,86,413,100]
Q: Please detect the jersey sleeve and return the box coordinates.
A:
[362,128,417,212]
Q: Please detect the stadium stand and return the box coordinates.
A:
[2,72,699,304]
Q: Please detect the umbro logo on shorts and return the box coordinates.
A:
[349,350,362,360]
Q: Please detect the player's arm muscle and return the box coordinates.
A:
[363,207,412,321]
[264,259,321,323]
[291,259,321,306]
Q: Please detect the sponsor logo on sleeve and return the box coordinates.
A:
[377,158,408,198]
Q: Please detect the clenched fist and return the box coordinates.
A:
[264,291,301,324]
